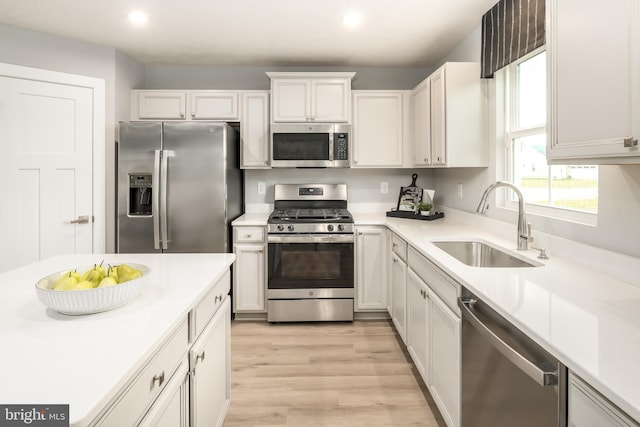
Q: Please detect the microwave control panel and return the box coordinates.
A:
[334,133,349,160]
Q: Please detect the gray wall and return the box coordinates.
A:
[433,26,640,258]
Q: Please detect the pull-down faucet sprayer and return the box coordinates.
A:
[476,181,532,250]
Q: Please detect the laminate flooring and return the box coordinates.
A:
[223,320,447,427]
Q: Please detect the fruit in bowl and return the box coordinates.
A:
[36,263,150,315]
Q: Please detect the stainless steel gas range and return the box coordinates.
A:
[267,184,354,322]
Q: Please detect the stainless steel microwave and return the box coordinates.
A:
[271,123,350,168]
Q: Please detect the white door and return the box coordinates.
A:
[0,76,94,272]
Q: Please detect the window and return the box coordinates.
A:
[503,49,598,215]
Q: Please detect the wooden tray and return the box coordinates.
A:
[386,211,444,221]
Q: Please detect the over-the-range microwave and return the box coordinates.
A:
[270,123,350,168]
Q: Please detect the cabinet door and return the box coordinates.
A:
[312,79,350,122]
[429,291,461,427]
[406,268,429,383]
[411,79,431,166]
[233,243,266,312]
[352,91,404,167]
[569,373,638,427]
[429,67,446,166]
[190,91,239,120]
[138,362,189,427]
[271,79,310,122]
[355,227,388,311]
[240,91,270,168]
[190,298,230,427]
[135,91,186,120]
[548,0,640,162]
[390,253,407,344]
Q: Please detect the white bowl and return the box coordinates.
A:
[35,263,150,315]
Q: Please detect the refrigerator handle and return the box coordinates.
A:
[152,150,162,250]
[160,150,175,250]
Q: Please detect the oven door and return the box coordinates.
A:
[267,234,354,296]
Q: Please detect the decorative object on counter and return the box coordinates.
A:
[35,263,150,315]
[386,210,444,221]
[396,173,423,212]
[417,202,433,215]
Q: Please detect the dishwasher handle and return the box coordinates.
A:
[459,297,558,387]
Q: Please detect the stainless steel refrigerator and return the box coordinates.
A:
[117,121,243,253]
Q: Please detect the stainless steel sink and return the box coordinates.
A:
[433,241,540,268]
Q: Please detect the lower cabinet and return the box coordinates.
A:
[233,226,267,315]
[406,268,430,382]
[190,298,231,427]
[355,226,389,311]
[569,372,639,427]
[139,362,189,427]
[390,252,407,343]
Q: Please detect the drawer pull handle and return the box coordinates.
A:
[196,351,206,364]
[152,371,165,388]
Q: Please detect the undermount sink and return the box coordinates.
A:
[432,240,540,268]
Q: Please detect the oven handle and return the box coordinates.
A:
[268,234,354,244]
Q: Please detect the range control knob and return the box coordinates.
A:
[338,224,344,231]
[277,224,284,232]
[327,224,334,232]
[287,225,295,232]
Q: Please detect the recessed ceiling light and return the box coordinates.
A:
[342,12,362,29]
[128,10,148,26]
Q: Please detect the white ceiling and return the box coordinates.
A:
[0,0,496,67]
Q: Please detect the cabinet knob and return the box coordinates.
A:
[259,248,264,253]
[624,137,638,148]
[152,371,165,387]
[196,351,206,364]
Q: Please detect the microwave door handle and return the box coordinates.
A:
[329,132,334,161]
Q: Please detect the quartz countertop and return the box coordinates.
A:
[233,209,640,421]
[0,253,235,427]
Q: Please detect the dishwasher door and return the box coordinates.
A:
[459,290,567,427]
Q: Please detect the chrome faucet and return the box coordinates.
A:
[476,181,533,250]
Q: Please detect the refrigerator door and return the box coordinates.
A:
[117,122,163,253]
[162,122,228,252]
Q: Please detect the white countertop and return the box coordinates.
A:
[233,209,640,421]
[0,253,235,427]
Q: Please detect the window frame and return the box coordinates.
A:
[498,47,598,226]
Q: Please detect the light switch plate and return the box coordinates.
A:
[381,182,388,194]
[258,182,266,195]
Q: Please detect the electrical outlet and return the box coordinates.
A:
[457,183,463,199]
[257,182,266,195]
[381,182,388,194]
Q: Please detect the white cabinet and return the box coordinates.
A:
[568,372,639,426]
[233,226,267,315]
[190,297,231,427]
[411,62,486,168]
[139,362,189,427]
[352,91,410,167]
[406,268,429,382]
[267,72,355,123]
[548,0,640,163]
[132,90,187,120]
[390,233,408,343]
[355,226,388,311]
[190,91,239,120]
[240,91,270,168]
[429,290,461,427]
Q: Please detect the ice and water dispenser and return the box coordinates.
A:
[128,174,152,216]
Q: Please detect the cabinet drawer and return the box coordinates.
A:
[190,270,231,341]
[408,246,460,314]
[391,234,408,261]
[234,227,265,243]
[96,319,188,426]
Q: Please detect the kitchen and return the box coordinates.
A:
[1,0,640,426]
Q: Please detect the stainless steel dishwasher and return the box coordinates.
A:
[459,287,567,427]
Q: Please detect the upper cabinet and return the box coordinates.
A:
[190,91,239,120]
[267,72,355,123]
[351,90,411,168]
[240,91,270,169]
[132,90,187,120]
[411,62,487,168]
[548,0,640,163]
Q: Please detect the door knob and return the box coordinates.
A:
[70,215,91,224]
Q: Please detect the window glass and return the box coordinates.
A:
[517,52,546,128]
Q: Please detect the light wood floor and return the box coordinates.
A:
[223,320,447,427]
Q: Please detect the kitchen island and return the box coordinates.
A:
[0,253,235,427]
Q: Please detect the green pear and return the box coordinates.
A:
[53,272,79,291]
[117,264,143,283]
[70,280,95,290]
[107,265,119,282]
[97,276,118,288]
